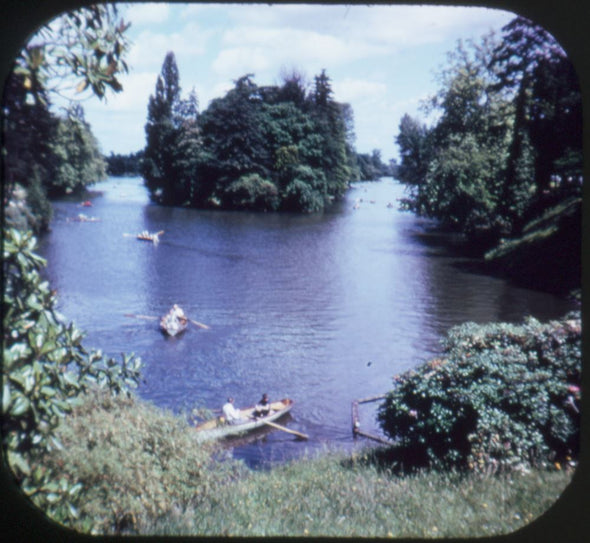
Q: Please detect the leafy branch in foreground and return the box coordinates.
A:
[2,227,141,524]
[13,4,130,104]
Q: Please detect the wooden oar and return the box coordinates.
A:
[125,313,210,329]
[258,418,309,440]
[189,319,210,330]
[124,313,158,320]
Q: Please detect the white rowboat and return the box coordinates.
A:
[194,398,294,442]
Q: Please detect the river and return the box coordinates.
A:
[38,176,577,468]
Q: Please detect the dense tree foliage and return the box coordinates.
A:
[2,4,131,232]
[3,80,107,231]
[356,149,392,181]
[395,17,582,250]
[3,73,57,231]
[143,60,359,212]
[141,52,200,206]
[106,151,144,176]
[47,104,107,196]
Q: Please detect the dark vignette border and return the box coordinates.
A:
[1,1,588,543]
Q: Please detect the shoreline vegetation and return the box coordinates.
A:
[2,6,583,539]
[33,387,578,537]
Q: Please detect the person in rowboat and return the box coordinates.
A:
[171,304,186,321]
[222,397,244,425]
[253,393,271,418]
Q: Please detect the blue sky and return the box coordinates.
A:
[53,3,516,161]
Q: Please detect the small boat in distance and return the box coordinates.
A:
[194,398,294,442]
[68,213,100,223]
[160,304,188,336]
[137,230,164,243]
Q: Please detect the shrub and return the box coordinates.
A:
[282,176,325,213]
[223,174,280,211]
[378,313,581,473]
[2,227,142,525]
[38,389,219,534]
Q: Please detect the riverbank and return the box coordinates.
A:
[30,387,575,537]
[484,196,581,296]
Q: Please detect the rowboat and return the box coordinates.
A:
[68,213,100,223]
[194,398,294,442]
[160,313,188,336]
[137,230,164,243]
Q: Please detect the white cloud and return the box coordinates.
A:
[128,25,209,72]
[214,26,383,81]
[334,78,388,103]
[125,3,171,25]
[96,71,157,113]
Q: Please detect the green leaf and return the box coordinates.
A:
[10,394,31,416]
[7,451,31,476]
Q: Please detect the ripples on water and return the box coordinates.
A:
[39,177,577,468]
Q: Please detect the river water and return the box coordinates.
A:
[38,177,576,468]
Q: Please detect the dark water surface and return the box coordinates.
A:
[39,177,576,468]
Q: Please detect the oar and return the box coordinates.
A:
[125,313,158,320]
[189,319,210,330]
[125,313,210,329]
[257,418,309,440]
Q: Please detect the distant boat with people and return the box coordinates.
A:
[137,230,164,243]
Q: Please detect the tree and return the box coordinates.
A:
[2,72,57,231]
[307,70,352,197]
[277,68,308,107]
[142,52,200,205]
[2,5,137,528]
[143,67,357,213]
[378,314,581,473]
[396,35,514,245]
[3,4,132,231]
[395,114,432,188]
[47,104,107,196]
[489,16,582,222]
[198,74,271,196]
[106,151,144,176]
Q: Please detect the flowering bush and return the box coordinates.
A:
[378,313,581,472]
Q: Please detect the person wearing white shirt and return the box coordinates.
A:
[222,397,243,425]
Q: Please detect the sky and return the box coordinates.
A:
[49,3,515,161]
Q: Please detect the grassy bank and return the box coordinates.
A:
[34,389,574,537]
[146,452,572,538]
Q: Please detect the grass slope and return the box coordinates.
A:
[35,389,575,537]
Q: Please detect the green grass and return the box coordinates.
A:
[141,452,571,538]
[34,389,574,537]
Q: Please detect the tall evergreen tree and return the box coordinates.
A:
[142,51,197,205]
[308,69,352,197]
